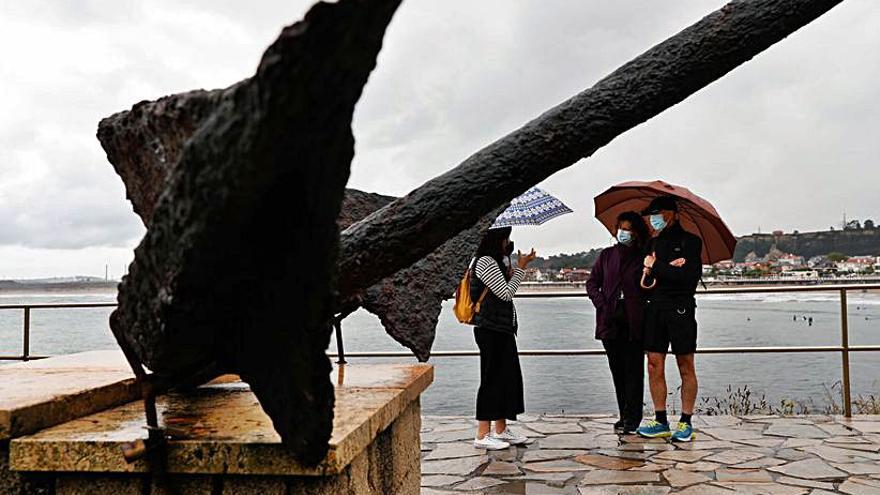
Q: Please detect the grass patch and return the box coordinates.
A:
[694,382,880,415]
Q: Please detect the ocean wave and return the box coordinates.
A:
[699,292,880,306]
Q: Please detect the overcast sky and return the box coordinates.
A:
[0,0,877,279]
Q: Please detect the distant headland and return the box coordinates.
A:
[733,221,880,262]
[520,221,880,281]
[0,277,118,293]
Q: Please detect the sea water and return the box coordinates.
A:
[2,289,879,416]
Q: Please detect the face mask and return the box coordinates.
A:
[505,240,515,256]
[650,214,667,232]
[617,229,633,245]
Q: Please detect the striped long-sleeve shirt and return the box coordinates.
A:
[475,256,524,326]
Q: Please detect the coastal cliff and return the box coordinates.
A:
[733,227,880,261]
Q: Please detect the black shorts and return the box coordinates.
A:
[643,301,697,355]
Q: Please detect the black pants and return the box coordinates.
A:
[474,327,524,421]
[601,303,644,425]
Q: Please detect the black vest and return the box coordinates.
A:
[469,258,517,335]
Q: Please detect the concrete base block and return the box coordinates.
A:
[0,441,52,495]
[39,400,421,495]
[5,363,429,495]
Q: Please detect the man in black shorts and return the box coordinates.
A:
[636,196,702,442]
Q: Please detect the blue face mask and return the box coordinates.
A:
[650,214,667,232]
[616,229,633,245]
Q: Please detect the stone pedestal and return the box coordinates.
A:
[1,351,140,495]
[1,352,432,495]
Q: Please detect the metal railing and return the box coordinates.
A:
[0,302,117,362]
[328,283,880,418]
[2,284,878,417]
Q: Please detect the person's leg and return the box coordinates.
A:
[491,332,527,445]
[638,350,671,438]
[474,329,512,449]
[641,302,668,418]
[478,420,491,439]
[498,330,524,428]
[603,338,628,421]
[639,303,672,437]
[676,353,697,417]
[669,303,698,425]
[624,341,645,426]
[646,351,667,419]
[474,328,495,440]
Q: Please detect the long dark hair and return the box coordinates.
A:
[475,227,512,265]
[618,211,650,252]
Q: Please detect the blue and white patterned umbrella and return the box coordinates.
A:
[491,187,573,228]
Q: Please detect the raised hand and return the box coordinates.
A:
[517,248,538,269]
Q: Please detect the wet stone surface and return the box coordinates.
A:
[0,351,138,440]
[420,414,880,493]
[10,364,434,477]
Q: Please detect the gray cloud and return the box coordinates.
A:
[355,0,879,254]
[0,0,877,273]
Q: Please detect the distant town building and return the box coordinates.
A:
[553,268,590,282]
[775,253,805,270]
[779,270,819,279]
[837,256,876,273]
[807,255,831,268]
[764,246,786,262]
[731,261,766,275]
[567,269,590,283]
[713,260,735,271]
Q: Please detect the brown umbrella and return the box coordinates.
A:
[594,180,736,264]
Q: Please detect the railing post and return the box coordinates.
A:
[334,318,347,365]
[23,306,31,361]
[840,289,852,418]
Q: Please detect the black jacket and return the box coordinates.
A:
[470,258,517,335]
[647,223,702,305]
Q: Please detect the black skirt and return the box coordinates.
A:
[474,327,525,421]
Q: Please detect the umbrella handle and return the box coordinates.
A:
[640,271,657,290]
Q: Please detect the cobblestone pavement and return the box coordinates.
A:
[420,414,880,494]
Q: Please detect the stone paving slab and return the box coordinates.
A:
[662,468,710,487]
[421,414,880,493]
[424,441,486,460]
[522,449,587,463]
[839,477,880,494]
[0,350,138,439]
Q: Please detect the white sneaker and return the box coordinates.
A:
[491,428,528,445]
[474,435,510,450]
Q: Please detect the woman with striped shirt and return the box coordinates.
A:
[469,227,537,450]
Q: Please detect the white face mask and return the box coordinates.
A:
[650,214,667,232]
[617,229,633,245]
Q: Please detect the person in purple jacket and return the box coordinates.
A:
[586,211,650,433]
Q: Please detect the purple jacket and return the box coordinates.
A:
[585,243,646,342]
